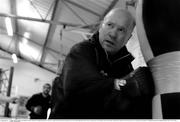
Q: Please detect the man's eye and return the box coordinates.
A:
[118,28,125,32]
[107,23,113,27]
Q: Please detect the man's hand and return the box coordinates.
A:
[33,106,42,115]
[114,79,127,90]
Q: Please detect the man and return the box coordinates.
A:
[26,83,51,119]
[50,8,139,119]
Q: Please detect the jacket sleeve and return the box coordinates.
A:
[26,94,36,112]
[62,43,115,98]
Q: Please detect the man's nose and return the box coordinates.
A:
[109,28,118,40]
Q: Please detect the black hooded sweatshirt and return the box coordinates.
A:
[50,32,140,119]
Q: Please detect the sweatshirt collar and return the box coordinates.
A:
[89,32,134,64]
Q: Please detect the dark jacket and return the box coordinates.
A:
[50,32,135,119]
[26,93,51,119]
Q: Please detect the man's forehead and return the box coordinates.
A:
[105,10,132,22]
[104,14,131,27]
[106,8,131,18]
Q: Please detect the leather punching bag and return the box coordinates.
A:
[136,0,180,119]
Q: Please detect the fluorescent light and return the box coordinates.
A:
[12,53,18,63]
[19,42,40,60]
[22,38,28,44]
[24,32,30,38]
[22,32,30,44]
[5,17,13,36]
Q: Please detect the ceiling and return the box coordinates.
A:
[0,0,136,74]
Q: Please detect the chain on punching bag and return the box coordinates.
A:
[136,0,180,119]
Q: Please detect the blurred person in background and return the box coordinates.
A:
[26,83,51,119]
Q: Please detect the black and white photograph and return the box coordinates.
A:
[0,0,179,121]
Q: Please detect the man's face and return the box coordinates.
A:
[99,10,133,55]
[43,84,51,95]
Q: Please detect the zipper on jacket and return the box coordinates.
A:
[103,48,131,66]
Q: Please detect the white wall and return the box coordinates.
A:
[0,51,56,97]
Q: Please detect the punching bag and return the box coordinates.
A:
[136,0,180,119]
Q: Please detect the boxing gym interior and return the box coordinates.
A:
[0,0,180,120]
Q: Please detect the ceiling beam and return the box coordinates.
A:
[99,0,119,21]
[0,47,56,74]
[65,0,101,17]
[39,0,63,66]
[14,32,66,57]
[0,13,95,29]
[63,0,87,25]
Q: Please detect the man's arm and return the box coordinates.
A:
[62,42,115,97]
[26,95,36,112]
